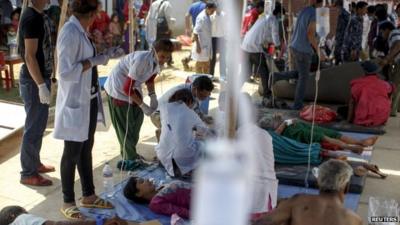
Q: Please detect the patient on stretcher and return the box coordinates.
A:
[271,116,378,154]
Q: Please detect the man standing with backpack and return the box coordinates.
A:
[146,0,174,45]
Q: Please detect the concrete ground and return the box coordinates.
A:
[0,49,399,224]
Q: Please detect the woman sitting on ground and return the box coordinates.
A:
[272,117,378,154]
[348,61,393,126]
[156,89,212,178]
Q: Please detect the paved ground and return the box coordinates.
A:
[0,49,399,223]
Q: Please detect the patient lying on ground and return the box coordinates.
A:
[123,177,191,219]
[253,159,363,225]
[272,116,378,154]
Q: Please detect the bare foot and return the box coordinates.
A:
[362,136,378,147]
[81,194,97,204]
[347,145,364,154]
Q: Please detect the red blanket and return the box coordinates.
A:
[351,75,392,126]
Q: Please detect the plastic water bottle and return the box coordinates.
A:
[102,162,114,198]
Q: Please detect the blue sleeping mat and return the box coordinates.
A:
[80,162,362,223]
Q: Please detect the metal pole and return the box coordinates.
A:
[16,0,28,47]
[226,0,244,139]
[287,0,293,70]
[128,0,136,53]
[53,0,69,80]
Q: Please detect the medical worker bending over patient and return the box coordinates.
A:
[156,89,212,178]
[104,39,174,161]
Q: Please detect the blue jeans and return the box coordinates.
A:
[273,48,312,109]
[19,75,50,178]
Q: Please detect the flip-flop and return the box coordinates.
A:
[363,163,388,179]
[80,197,114,209]
[60,206,84,220]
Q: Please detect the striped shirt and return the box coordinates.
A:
[388,29,400,62]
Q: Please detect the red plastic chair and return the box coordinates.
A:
[0,51,11,91]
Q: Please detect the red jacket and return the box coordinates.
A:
[351,75,392,126]
[241,8,259,37]
[90,11,110,34]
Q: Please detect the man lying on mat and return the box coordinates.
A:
[0,205,127,225]
[271,116,378,154]
[253,159,363,225]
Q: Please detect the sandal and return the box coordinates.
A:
[60,206,84,220]
[362,163,388,179]
[80,197,114,209]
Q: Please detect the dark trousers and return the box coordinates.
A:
[61,98,98,203]
[273,48,312,109]
[19,75,50,178]
[246,52,271,98]
[210,37,226,78]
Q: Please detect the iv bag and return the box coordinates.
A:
[264,0,275,16]
[316,7,330,39]
[192,141,250,225]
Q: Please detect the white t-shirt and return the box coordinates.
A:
[104,51,160,102]
[156,102,207,176]
[211,11,225,38]
[241,15,280,53]
[145,0,173,44]
[11,214,46,225]
[362,15,372,49]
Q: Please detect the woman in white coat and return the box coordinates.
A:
[156,89,210,177]
[54,0,118,219]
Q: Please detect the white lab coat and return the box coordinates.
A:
[156,102,207,176]
[54,16,98,142]
[241,15,280,53]
[237,124,278,213]
[104,51,160,102]
[145,0,173,45]
[192,10,212,62]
